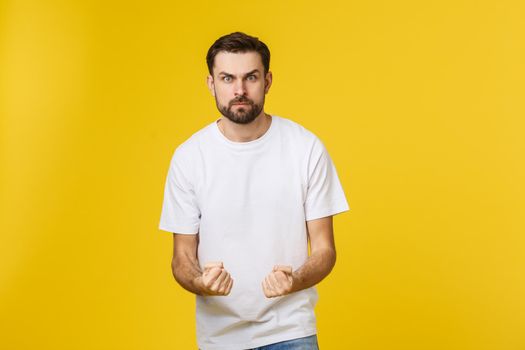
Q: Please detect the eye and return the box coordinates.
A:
[246,75,257,81]
[223,76,232,83]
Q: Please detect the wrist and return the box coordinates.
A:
[193,275,207,296]
[290,271,302,293]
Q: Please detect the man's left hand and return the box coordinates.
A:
[262,265,294,298]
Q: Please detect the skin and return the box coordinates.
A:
[261,216,336,298]
[171,51,337,298]
[206,51,273,142]
[171,234,233,296]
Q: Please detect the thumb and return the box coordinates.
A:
[204,261,223,272]
[273,265,293,275]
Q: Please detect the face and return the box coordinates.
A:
[207,51,272,125]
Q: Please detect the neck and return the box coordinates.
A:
[218,112,271,142]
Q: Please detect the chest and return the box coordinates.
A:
[194,149,306,215]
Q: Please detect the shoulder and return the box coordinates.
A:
[274,115,324,151]
[168,121,215,169]
[172,122,215,158]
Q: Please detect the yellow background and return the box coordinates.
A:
[1,0,524,349]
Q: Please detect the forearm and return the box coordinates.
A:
[291,247,336,293]
[171,254,205,295]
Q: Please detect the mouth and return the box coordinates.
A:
[231,98,252,106]
[231,102,252,108]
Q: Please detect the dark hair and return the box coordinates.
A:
[206,32,270,76]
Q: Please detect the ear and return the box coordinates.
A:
[206,75,215,96]
[264,71,273,94]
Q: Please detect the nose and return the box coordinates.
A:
[234,80,247,96]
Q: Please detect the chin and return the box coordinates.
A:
[230,116,256,125]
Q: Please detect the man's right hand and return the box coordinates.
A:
[197,262,233,296]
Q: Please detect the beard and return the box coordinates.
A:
[216,95,264,125]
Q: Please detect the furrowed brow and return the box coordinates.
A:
[243,69,260,77]
[217,70,260,78]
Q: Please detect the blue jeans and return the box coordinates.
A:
[252,335,319,350]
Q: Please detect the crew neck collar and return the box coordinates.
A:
[212,115,278,150]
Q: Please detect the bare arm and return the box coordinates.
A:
[171,233,233,296]
[292,216,336,291]
[262,216,336,297]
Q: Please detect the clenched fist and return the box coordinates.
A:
[200,262,233,296]
[262,265,295,298]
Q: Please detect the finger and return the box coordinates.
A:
[204,261,223,271]
[224,278,234,295]
[268,272,283,295]
[274,270,290,285]
[210,270,228,292]
[274,271,293,293]
[273,265,293,275]
[262,277,269,295]
[211,270,228,290]
[262,278,273,298]
[217,273,231,294]
[265,276,277,296]
[202,267,223,287]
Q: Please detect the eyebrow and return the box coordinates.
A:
[218,69,260,78]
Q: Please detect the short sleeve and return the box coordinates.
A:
[158,147,200,234]
[304,138,350,221]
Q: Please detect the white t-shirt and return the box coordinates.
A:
[159,115,349,350]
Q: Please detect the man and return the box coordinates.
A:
[159,32,350,350]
